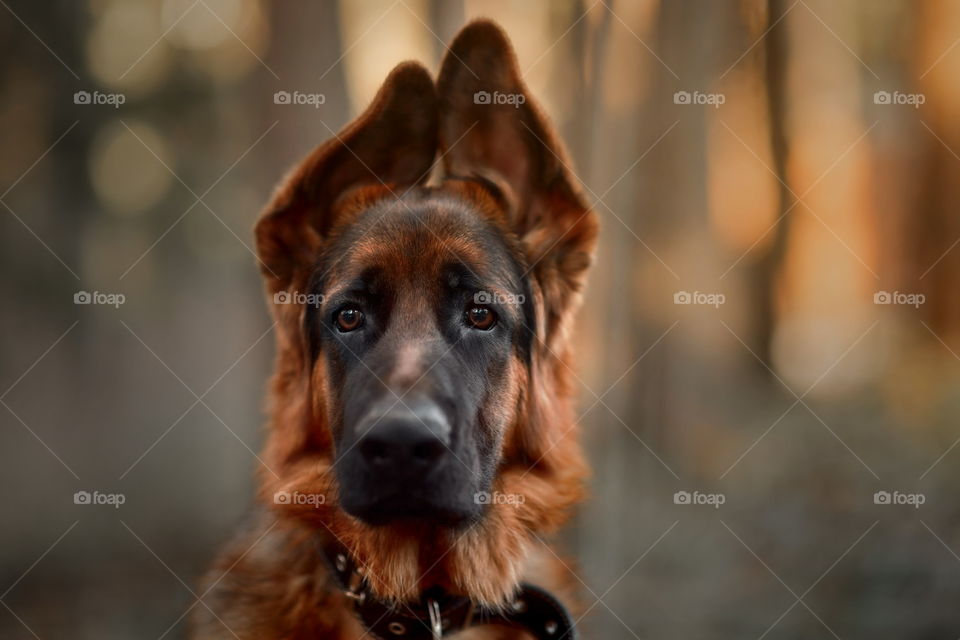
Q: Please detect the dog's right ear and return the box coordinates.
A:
[256,62,438,293]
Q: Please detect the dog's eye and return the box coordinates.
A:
[465,306,496,330]
[335,308,364,332]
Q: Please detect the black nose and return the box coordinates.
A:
[357,405,450,473]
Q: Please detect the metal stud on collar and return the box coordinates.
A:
[427,599,442,639]
[344,567,366,604]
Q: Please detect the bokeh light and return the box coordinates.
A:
[89,119,174,216]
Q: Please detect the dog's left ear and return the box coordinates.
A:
[437,20,598,345]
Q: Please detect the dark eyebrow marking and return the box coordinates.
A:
[444,262,485,294]
[320,266,383,301]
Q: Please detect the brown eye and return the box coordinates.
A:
[335,308,364,332]
[465,306,496,330]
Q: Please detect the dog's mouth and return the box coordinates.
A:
[341,488,484,528]
[337,458,487,528]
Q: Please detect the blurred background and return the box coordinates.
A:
[3,0,960,637]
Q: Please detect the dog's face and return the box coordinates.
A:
[255,20,597,603]
[312,190,534,526]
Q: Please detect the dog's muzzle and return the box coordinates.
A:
[336,395,481,526]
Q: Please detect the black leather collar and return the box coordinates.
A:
[319,538,578,640]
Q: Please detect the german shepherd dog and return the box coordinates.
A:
[193,20,598,640]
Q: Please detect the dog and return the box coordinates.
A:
[192,19,598,640]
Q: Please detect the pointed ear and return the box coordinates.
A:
[256,62,438,292]
[437,20,598,345]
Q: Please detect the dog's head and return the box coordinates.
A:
[256,20,597,604]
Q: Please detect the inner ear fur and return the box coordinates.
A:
[255,61,439,295]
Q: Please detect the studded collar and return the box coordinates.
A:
[319,537,578,640]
